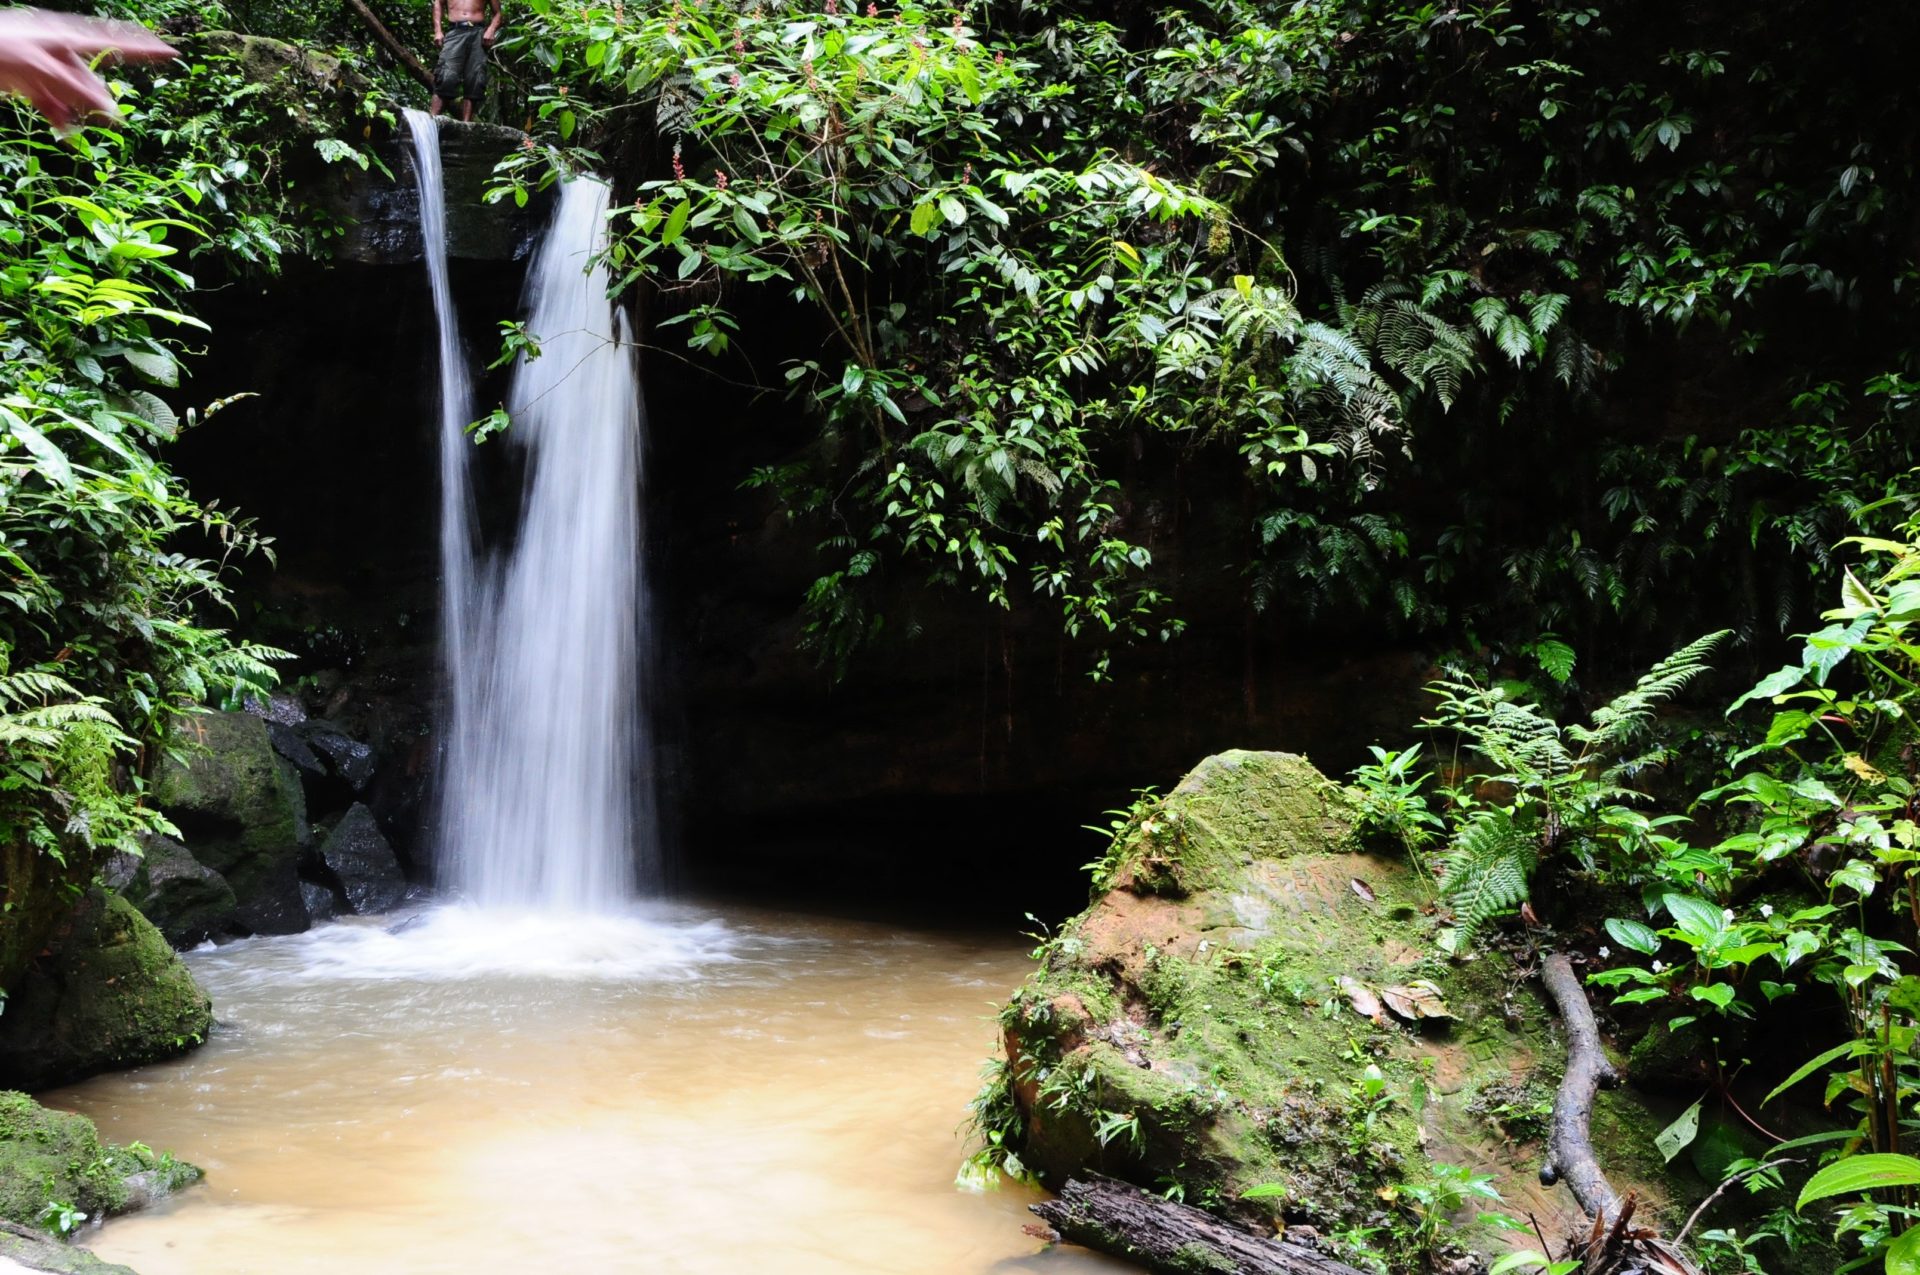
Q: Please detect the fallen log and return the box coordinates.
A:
[1030,1174,1370,1275]
[1539,952,1624,1221]
[1538,953,1703,1275]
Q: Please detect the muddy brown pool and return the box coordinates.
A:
[43,904,1127,1275]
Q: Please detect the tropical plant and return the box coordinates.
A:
[1422,631,1728,943]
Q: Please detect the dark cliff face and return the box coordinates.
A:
[164,147,1430,919]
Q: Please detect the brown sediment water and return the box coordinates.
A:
[45,904,1129,1275]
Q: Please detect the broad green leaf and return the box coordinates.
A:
[1689,982,1735,1010]
[1727,665,1805,716]
[1663,892,1725,939]
[660,200,692,247]
[1764,1039,1865,1105]
[123,349,178,386]
[1796,1153,1920,1210]
[7,420,73,489]
[1604,916,1661,956]
[1654,1099,1701,1163]
[1886,1224,1920,1275]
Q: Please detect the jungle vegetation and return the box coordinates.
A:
[7,0,1920,1271]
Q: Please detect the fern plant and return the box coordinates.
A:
[1425,630,1729,943]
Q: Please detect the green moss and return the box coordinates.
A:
[151,711,306,908]
[987,750,1451,1252]
[1107,752,1360,896]
[0,1091,200,1230]
[1171,1240,1238,1273]
[0,891,213,1089]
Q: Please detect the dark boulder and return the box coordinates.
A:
[300,720,376,791]
[243,692,308,727]
[267,719,328,781]
[0,892,212,1090]
[317,804,408,915]
[112,835,238,948]
[300,881,342,924]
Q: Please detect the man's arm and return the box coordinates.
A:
[0,8,172,128]
[483,0,503,46]
[432,0,444,46]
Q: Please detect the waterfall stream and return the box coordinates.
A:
[404,112,655,909]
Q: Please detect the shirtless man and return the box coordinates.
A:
[430,0,503,123]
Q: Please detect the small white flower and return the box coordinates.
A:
[1722,908,1735,923]
[1651,960,1665,973]
[1760,904,1774,918]
[1598,945,1611,959]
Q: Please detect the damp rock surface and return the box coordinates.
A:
[316,804,408,915]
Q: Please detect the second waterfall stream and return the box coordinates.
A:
[404,109,658,910]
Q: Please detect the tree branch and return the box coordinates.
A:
[343,0,434,91]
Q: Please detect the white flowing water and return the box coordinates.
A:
[407,112,653,908]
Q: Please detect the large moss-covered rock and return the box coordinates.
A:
[0,892,213,1090]
[0,1091,199,1245]
[983,750,1688,1265]
[153,711,311,936]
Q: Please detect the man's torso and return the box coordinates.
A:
[444,0,487,25]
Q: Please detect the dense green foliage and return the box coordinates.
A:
[1350,505,1920,1273]
[493,0,1920,676]
[0,8,382,980]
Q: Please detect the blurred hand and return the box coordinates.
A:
[435,31,445,45]
[0,7,172,129]
[482,30,497,47]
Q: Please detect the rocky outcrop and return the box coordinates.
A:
[325,118,551,265]
[152,711,311,936]
[981,750,1692,1267]
[316,804,408,915]
[107,835,237,949]
[0,893,212,1090]
[125,705,425,940]
[0,1091,199,1252]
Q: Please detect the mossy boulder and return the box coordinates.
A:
[993,752,1428,1224]
[153,711,311,936]
[0,1090,199,1244]
[0,891,213,1090]
[984,749,1696,1264]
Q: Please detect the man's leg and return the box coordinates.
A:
[429,94,444,116]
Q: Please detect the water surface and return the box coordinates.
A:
[48,904,1125,1275]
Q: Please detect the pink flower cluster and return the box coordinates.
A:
[671,143,686,182]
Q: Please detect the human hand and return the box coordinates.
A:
[0,7,173,129]
[482,29,497,47]
[434,30,445,45]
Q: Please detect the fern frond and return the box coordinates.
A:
[1574,629,1730,758]
[1440,807,1537,942]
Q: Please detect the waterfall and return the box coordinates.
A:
[404,111,656,911]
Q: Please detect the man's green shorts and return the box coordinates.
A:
[434,23,488,105]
